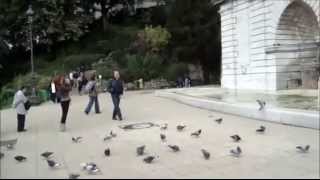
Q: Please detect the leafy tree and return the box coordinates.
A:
[0,0,94,51]
[144,25,171,53]
[167,0,221,83]
[131,25,171,54]
[88,0,135,31]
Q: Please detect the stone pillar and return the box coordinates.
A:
[318,77,320,111]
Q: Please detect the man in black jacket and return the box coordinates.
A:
[108,71,124,121]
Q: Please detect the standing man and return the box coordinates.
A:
[84,75,101,115]
[184,74,191,88]
[108,71,124,121]
[12,86,29,132]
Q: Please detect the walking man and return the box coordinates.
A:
[84,75,101,114]
[108,71,124,121]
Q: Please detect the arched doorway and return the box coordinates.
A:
[275,0,320,89]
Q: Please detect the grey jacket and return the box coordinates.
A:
[12,90,28,115]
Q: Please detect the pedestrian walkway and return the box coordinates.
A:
[0,91,319,178]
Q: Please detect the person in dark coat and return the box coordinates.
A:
[177,76,184,88]
[108,71,124,121]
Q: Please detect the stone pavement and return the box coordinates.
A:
[0,91,319,178]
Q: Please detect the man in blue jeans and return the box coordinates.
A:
[108,71,123,121]
[85,75,101,115]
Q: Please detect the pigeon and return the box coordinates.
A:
[168,145,180,152]
[177,125,186,131]
[296,145,310,153]
[256,100,266,111]
[137,145,146,156]
[110,131,117,138]
[160,123,168,130]
[143,156,158,164]
[215,118,223,124]
[80,162,94,170]
[41,151,54,159]
[103,135,112,141]
[2,139,17,150]
[69,173,80,179]
[80,162,101,174]
[7,144,15,150]
[72,137,82,143]
[256,126,266,133]
[230,146,242,157]
[230,135,241,142]
[160,134,166,142]
[201,149,210,160]
[104,148,111,157]
[191,129,202,137]
[47,159,61,168]
[88,167,100,174]
[0,152,4,159]
[86,163,100,174]
[14,155,27,162]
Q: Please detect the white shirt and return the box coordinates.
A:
[12,90,28,115]
[69,73,73,80]
[51,82,56,93]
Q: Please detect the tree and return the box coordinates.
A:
[0,0,96,86]
[132,25,171,54]
[89,0,135,31]
[166,0,221,83]
[0,0,94,51]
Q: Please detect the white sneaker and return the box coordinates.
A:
[60,124,66,132]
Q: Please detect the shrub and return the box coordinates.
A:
[165,63,189,81]
[5,73,52,94]
[92,59,119,81]
[126,54,163,81]
[62,53,105,70]
[0,88,15,109]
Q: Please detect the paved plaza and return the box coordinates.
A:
[0,91,319,178]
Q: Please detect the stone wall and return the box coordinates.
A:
[125,78,173,90]
[219,0,320,90]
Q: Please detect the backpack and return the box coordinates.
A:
[85,81,95,93]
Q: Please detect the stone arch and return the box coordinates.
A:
[276,0,319,45]
[273,0,320,89]
[270,0,320,46]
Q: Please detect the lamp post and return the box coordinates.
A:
[26,5,36,97]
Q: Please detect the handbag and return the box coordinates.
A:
[24,100,31,111]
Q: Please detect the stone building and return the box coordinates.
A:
[216,0,320,90]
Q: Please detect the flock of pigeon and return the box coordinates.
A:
[0,113,312,179]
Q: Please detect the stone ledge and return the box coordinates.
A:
[155,89,319,129]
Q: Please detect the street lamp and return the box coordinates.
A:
[26,5,36,97]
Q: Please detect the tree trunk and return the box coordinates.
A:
[100,0,110,32]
